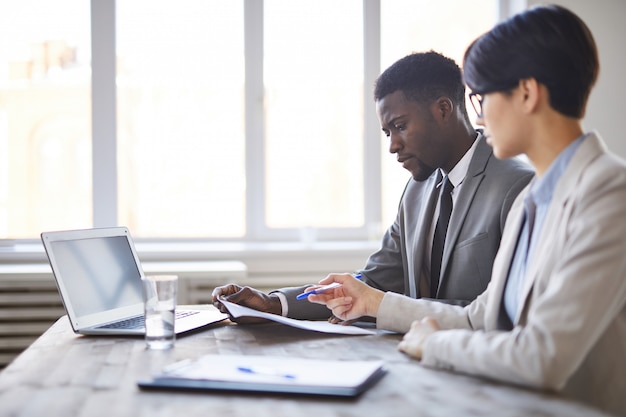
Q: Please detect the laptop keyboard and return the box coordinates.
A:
[98,310,199,330]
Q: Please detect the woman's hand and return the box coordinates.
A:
[397,317,441,360]
[307,273,384,321]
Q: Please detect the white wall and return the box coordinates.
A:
[524,0,626,158]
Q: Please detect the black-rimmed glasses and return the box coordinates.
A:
[469,93,484,118]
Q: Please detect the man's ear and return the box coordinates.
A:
[431,97,454,123]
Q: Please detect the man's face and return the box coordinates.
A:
[376,90,443,181]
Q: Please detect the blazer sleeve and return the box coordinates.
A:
[420,157,626,391]
[376,290,481,333]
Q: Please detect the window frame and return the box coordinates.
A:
[1,0,504,246]
[90,0,384,243]
[0,0,504,281]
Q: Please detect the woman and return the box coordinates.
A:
[308,5,626,415]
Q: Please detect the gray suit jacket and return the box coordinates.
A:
[377,132,626,416]
[280,133,534,319]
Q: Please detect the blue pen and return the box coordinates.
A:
[296,273,362,300]
[237,366,296,379]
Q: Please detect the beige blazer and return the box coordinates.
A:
[377,132,626,416]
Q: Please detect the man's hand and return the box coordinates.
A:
[397,317,441,360]
[211,284,282,324]
[328,315,376,325]
[328,315,357,325]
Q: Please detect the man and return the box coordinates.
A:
[309,5,625,416]
[213,51,533,320]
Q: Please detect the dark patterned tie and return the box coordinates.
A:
[430,176,454,298]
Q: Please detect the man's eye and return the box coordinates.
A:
[394,124,405,131]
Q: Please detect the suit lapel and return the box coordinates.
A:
[408,171,441,298]
[438,136,491,290]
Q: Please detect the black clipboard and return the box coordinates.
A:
[138,355,387,397]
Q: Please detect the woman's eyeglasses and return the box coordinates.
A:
[469,93,484,118]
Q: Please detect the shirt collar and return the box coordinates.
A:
[529,133,588,206]
[439,133,480,188]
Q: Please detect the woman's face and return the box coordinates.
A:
[476,87,528,160]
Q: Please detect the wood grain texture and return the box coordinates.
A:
[0,314,612,417]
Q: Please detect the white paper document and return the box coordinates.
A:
[139,354,386,396]
[219,298,375,335]
[162,354,384,386]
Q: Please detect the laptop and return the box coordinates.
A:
[41,227,228,336]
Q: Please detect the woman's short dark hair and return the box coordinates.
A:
[374,51,466,109]
[463,4,599,118]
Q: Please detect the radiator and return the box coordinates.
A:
[0,260,247,370]
[0,278,65,369]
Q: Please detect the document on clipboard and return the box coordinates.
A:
[138,354,386,397]
[218,298,375,335]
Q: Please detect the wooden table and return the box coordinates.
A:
[0,310,611,417]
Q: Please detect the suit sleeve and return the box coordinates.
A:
[358,179,412,294]
[276,286,334,320]
[358,220,406,294]
[279,215,407,320]
[500,170,535,231]
[278,180,411,319]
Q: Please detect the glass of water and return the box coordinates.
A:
[142,275,178,350]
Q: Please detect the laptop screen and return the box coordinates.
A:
[49,235,143,317]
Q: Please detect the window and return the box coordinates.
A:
[264,0,364,232]
[0,0,91,238]
[0,0,497,242]
[116,0,245,238]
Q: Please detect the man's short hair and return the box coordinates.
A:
[463,4,599,119]
[374,51,467,109]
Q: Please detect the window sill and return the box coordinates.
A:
[0,240,380,284]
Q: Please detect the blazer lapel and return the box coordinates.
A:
[484,192,528,330]
[513,132,605,324]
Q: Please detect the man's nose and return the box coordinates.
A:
[388,134,401,154]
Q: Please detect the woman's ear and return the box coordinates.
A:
[519,78,542,114]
